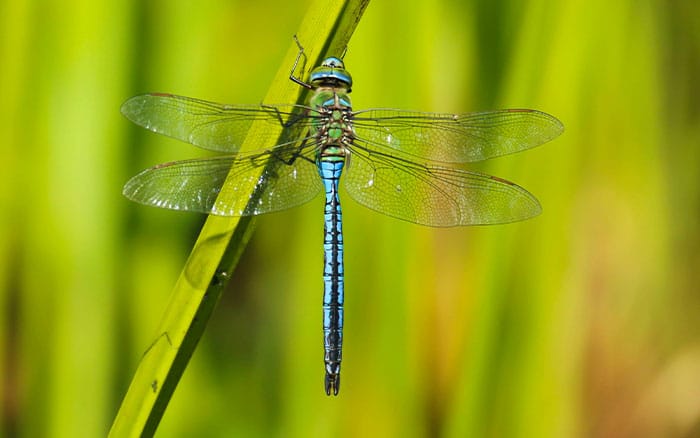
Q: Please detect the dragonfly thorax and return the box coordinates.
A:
[309,92,354,162]
[316,105,353,148]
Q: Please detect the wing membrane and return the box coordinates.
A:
[343,142,541,226]
[352,108,563,163]
[121,93,316,153]
[123,146,323,216]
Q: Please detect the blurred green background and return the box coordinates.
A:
[2,0,699,436]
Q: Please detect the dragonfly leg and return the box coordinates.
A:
[290,35,312,89]
[260,103,311,129]
[279,135,315,164]
[245,140,316,170]
[269,146,315,166]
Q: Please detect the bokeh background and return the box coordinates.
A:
[2,0,699,436]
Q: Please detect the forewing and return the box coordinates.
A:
[123,146,323,216]
[352,108,563,163]
[342,144,541,226]
[121,93,314,152]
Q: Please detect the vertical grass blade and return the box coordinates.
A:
[108,1,370,436]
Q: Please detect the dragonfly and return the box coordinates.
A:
[121,41,563,396]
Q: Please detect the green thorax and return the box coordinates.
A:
[306,57,354,162]
[309,88,353,137]
[307,56,353,124]
[310,88,352,161]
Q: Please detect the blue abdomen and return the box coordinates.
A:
[318,158,344,395]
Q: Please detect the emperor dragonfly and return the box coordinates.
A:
[121,42,563,396]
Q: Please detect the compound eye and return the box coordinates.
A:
[322,57,345,69]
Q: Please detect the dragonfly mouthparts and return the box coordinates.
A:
[325,372,340,396]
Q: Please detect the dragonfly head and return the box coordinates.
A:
[309,57,353,92]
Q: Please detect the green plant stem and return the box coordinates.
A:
[109,1,370,436]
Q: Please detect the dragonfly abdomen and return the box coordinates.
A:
[318,158,345,396]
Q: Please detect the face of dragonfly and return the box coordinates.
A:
[309,57,353,91]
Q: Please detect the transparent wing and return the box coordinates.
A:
[352,108,563,163]
[121,93,316,152]
[123,145,323,216]
[343,142,541,226]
